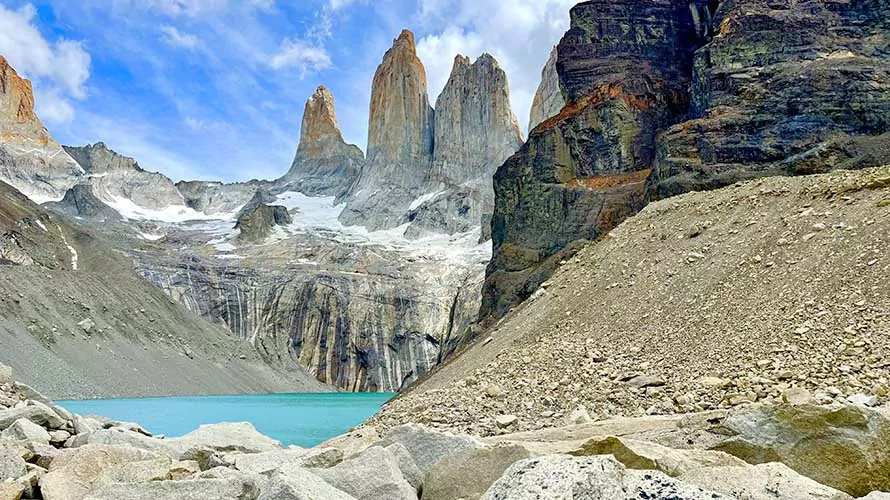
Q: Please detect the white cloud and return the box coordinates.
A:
[161,26,201,48]
[268,39,332,73]
[415,0,575,131]
[0,3,91,123]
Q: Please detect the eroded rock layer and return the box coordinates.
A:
[483,0,890,321]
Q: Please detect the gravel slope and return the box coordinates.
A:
[372,166,890,436]
[0,181,330,399]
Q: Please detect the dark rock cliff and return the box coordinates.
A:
[482,0,890,321]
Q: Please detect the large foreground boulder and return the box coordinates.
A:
[421,444,530,500]
[260,466,357,500]
[312,446,416,500]
[82,474,260,500]
[571,436,746,477]
[378,424,478,474]
[173,422,282,457]
[39,444,160,500]
[482,455,725,499]
[680,462,853,500]
[713,404,890,496]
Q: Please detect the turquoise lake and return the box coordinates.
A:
[58,393,394,448]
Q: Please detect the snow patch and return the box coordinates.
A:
[35,220,48,232]
[105,196,236,223]
[409,190,446,211]
[139,232,165,241]
[214,242,237,252]
[215,254,245,260]
[55,223,78,271]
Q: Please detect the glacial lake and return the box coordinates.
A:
[58,392,395,448]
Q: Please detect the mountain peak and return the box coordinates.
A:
[396,29,416,51]
[0,55,37,124]
[296,85,346,159]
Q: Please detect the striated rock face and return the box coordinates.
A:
[367,30,435,172]
[0,56,82,202]
[654,0,890,196]
[430,54,523,188]
[482,0,700,320]
[407,54,523,238]
[44,183,122,222]
[64,143,185,210]
[528,46,565,131]
[142,242,486,392]
[281,86,364,200]
[482,0,890,321]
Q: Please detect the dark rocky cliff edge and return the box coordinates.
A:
[481,0,890,321]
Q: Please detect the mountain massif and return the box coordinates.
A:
[0,0,888,403]
[481,0,890,321]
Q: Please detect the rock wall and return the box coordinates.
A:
[340,30,435,229]
[141,251,484,392]
[528,47,565,131]
[482,0,890,321]
[281,86,364,200]
[0,56,82,202]
[406,55,524,239]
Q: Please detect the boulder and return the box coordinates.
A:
[712,404,890,496]
[378,424,478,474]
[86,428,176,457]
[233,449,312,474]
[680,462,853,500]
[291,447,343,469]
[571,436,746,477]
[860,493,890,500]
[97,457,200,483]
[422,444,530,500]
[81,475,260,500]
[25,441,60,469]
[261,466,357,500]
[39,444,159,500]
[0,482,24,500]
[1,418,51,443]
[0,446,27,481]
[0,403,66,431]
[482,455,726,499]
[318,427,381,459]
[12,384,52,406]
[171,422,281,457]
[313,446,416,500]
[385,443,422,490]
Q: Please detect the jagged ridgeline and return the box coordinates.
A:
[0,26,523,394]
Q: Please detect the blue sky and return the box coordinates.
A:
[0,0,575,182]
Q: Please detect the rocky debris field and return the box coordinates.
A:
[3,363,890,499]
[373,166,890,437]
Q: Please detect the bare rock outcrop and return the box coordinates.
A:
[528,46,565,131]
[482,0,890,321]
[64,142,185,211]
[405,54,523,238]
[0,56,82,201]
[281,86,364,200]
[340,30,435,229]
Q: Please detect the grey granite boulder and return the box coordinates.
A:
[260,466,357,500]
[39,444,160,500]
[313,446,416,500]
[680,462,852,500]
[0,445,26,481]
[378,424,478,474]
[1,418,51,443]
[422,444,530,500]
[82,474,259,500]
[482,455,726,500]
[0,402,67,431]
